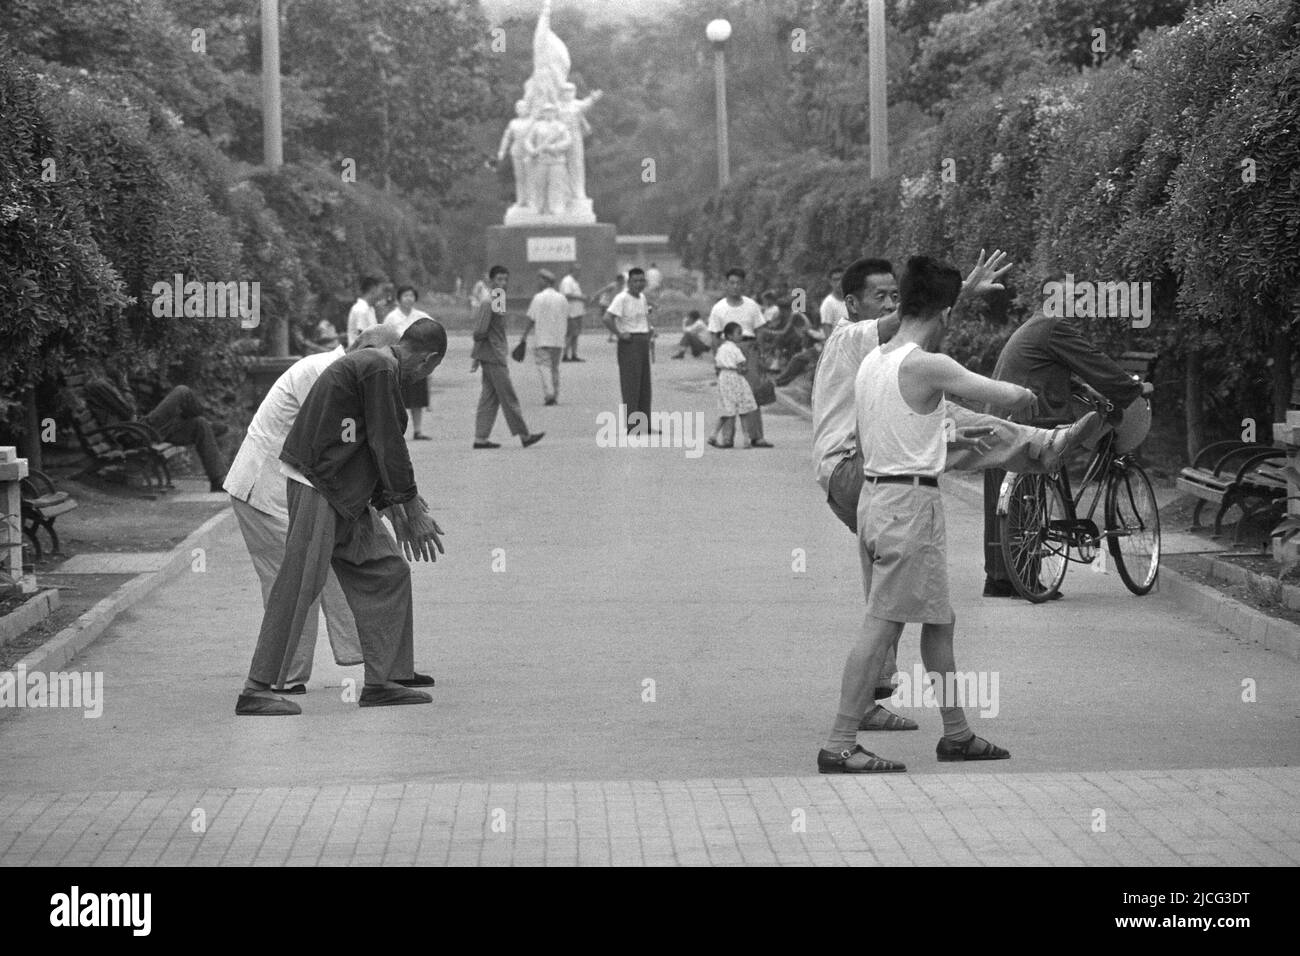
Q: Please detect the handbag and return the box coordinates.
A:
[510,339,527,362]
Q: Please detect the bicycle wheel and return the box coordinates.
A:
[999,472,1069,603]
[1106,461,1160,594]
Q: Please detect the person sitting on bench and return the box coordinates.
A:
[82,368,229,492]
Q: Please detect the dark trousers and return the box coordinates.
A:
[143,385,225,483]
[984,469,1009,583]
[617,333,652,430]
[475,362,529,440]
[249,482,415,687]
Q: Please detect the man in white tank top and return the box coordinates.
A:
[812,254,1102,734]
[819,256,1038,774]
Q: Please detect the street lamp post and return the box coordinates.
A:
[706,18,732,188]
[867,0,888,178]
[261,0,287,355]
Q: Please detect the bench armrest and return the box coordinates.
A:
[1230,449,1287,486]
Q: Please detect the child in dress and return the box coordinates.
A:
[708,322,770,448]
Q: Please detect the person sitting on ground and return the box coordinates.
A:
[82,366,229,492]
[775,312,827,386]
[671,310,712,359]
[708,322,767,449]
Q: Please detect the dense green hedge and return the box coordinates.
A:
[681,0,1300,453]
[0,43,450,438]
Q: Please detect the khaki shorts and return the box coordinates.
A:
[858,481,954,625]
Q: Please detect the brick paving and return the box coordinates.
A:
[2,768,1296,866]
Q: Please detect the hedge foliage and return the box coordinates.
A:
[680,0,1300,442]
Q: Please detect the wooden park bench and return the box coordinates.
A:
[1176,440,1288,542]
[62,373,184,491]
[20,468,78,561]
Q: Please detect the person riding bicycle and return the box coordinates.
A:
[982,298,1145,597]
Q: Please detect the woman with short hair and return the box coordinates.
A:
[384,285,434,440]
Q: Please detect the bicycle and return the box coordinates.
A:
[996,382,1160,602]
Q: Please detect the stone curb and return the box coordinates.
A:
[2,508,234,677]
[942,472,1300,661]
[1204,554,1300,612]
[0,589,60,650]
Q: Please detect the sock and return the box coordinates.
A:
[825,713,860,754]
[940,706,973,742]
[242,679,271,693]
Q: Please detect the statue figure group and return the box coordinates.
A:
[496,0,601,220]
[498,86,602,217]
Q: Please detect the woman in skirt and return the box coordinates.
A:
[383,285,434,440]
[707,322,773,449]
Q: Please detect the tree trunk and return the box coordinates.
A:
[1271,318,1294,422]
[1184,349,1204,460]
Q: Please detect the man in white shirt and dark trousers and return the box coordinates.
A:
[707,267,772,447]
[559,264,587,362]
[224,326,403,694]
[523,269,570,405]
[346,276,384,346]
[603,267,654,434]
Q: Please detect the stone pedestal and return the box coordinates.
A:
[1272,411,1300,566]
[1,447,35,595]
[485,222,617,313]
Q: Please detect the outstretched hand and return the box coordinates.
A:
[387,503,445,563]
[964,248,1014,297]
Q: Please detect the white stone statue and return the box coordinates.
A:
[501,0,598,225]
[497,100,535,211]
[560,83,602,205]
[525,103,573,216]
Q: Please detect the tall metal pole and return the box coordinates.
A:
[261,0,287,355]
[867,0,888,178]
[261,0,284,169]
[713,44,730,188]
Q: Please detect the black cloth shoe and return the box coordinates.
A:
[522,432,545,448]
[394,673,435,688]
[473,441,501,449]
[817,745,906,774]
[235,692,301,716]
[982,579,1018,597]
[358,685,432,707]
[271,683,306,695]
[936,734,1010,761]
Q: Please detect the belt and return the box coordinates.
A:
[867,474,938,487]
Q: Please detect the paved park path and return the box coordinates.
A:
[3,333,1298,865]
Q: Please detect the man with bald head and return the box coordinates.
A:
[236,318,449,715]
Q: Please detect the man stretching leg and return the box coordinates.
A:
[820,257,1039,772]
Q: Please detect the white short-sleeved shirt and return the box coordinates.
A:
[347,298,377,346]
[558,274,585,318]
[811,317,883,490]
[819,294,849,327]
[715,340,746,371]
[707,296,766,338]
[382,306,431,337]
[528,287,571,348]
[606,289,652,334]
